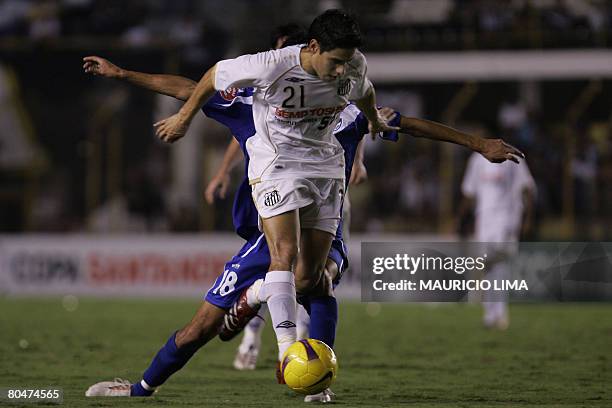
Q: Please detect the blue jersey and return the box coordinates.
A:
[201,88,258,239]
[201,89,400,241]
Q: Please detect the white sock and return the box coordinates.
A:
[246,279,265,308]
[296,304,310,340]
[238,304,268,355]
[262,271,297,360]
[140,380,155,391]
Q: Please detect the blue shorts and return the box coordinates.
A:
[329,238,349,286]
[205,233,348,309]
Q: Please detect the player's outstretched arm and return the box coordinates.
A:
[83,56,196,101]
[204,138,243,204]
[394,113,525,164]
[154,65,217,143]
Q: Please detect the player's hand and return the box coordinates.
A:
[481,139,525,164]
[154,113,189,143]
[349,160,368,185]
[379,107,397,122]
[368,108,400,137]
[204,173,231,204]
[83,56,123,78]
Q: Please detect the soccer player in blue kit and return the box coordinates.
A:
[83,25,523,402]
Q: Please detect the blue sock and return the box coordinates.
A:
[130,381,153,397]
[308,296,338,348]
[130,331,198,396]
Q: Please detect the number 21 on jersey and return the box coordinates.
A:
[282,85,305,108]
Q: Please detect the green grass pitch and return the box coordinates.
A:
[1,298,611,407]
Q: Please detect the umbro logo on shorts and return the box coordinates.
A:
[337,79,352,96]
[276,320,296,329]
[264,190,281,207]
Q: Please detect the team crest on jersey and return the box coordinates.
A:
[220,87,240,101]
[337,79,352,96]
[264,190,281,207]
[334,118,343,132]
[285,77,305,83]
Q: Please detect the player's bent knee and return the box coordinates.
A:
[295,260,326,288]
[320,268,335,297]
[295,274,319,295]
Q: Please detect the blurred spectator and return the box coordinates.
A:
[0,0,31,36]
[28,0,61,40]
[88,163,166,233]
[572,128,598,217]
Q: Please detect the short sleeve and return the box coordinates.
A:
[214,50,281,91]
[349,76,373,100]
[347,51,373,100]
[461,153,480,197]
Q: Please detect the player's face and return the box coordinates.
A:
[310,41,355,81]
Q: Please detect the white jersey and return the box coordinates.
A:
[214,45,372,183]
[461,153,536,242]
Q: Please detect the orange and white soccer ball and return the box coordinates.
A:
[280,339,338,395]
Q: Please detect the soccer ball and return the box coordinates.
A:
[280,339,337,395]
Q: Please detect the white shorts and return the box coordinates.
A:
[251,178,344,235]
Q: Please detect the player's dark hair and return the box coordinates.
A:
[307,9,362,52]
[269,23,307,49]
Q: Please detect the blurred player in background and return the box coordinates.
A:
[459,150,536,329]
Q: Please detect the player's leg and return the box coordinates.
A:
[296,304,310,340]
[294,227,334,296]
[299,257,339,349]
[483,260,510,330]
[86,236,267,397]
[257,211,300,360]
[86,301,225,397]
[234,304,268,370]
[293,178,344,297]
[224,247,343,347]
[132,233,273,394]
[133,301,226,395]
[224,178,339,360]
[293,178,343,351]
[301,256,341,403]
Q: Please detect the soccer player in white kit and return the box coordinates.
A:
[460,152,536,329]
[154,9,398,360]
